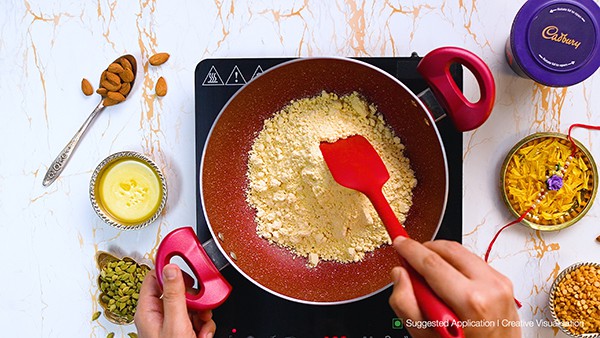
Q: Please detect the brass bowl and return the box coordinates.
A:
[500,132,597,231]
[549,262,600,338]
[96,251,151,325]
[90,151,167,230]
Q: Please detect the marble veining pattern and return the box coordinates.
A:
[1,0,599,337]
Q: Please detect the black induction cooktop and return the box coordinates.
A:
[194,56,463,338]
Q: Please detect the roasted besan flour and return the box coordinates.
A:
[246,91,416,267]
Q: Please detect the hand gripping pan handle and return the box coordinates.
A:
[156,227,232,311]
[417,46,495,132]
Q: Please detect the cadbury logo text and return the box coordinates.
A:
[542,26,581,49]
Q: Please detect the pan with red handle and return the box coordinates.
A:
[156,48,495,309]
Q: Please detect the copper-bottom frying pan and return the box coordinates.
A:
[156,48,495,309]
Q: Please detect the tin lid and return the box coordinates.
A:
[510,0,600,86]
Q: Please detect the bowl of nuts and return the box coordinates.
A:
[96,251,151,325]
[549,262,600,337]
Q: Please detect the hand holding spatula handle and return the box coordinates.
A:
[320,135,464,338]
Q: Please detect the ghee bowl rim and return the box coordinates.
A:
[95,250,152,325]
[548,262,600,338]
[500,132,598,231]
[90,151,167,231]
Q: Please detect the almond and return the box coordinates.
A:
[119,57,132,70]
[120,68,135,83]
[107,62,124,74]
[105,71,121,86]
[149,52,170,66]
[107,91,126,102]
[81,78,93,96]
[103,97,120,106]
[118,82,131,96]
[155,76,167,97]
[96,87,108,97]
[101,79,121,92]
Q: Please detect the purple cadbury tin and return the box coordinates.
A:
[506,0,600,87]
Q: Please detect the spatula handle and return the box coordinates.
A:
[368,190,464,338]
[369,189,409,240]
[404,264,464,337]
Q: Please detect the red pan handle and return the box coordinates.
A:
[417,46,495,132]
[156,227,232,311]
[369,190,464,338]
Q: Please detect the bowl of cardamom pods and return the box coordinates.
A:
[96,251,151,325]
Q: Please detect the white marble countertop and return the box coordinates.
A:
[1,1,599,337]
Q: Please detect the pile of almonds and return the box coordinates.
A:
[552,264,600,335]
[81,52,170,100]
[96,56,135,106]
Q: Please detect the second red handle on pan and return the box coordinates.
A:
[369,189,465,338]
[418,46,495,132]
[155,227,232,311]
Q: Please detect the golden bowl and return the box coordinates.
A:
[90,151,167,230]
[500,132,597,231]
[549,262,600,338]
[96,251,151,325]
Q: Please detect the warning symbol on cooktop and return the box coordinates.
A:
[202,66,224,86]
[225,65,246,86]
[251,65,264,79]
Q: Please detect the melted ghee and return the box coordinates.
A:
[97,158,162,225]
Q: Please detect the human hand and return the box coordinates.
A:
[389,237,521,338]
[135,264,216,338]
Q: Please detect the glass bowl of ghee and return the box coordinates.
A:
[90,151,167,230]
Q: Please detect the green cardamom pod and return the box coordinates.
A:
[98,257,149,322]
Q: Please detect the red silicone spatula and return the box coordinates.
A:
[320,135,464,338]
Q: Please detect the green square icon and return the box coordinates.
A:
[392,318,404,329]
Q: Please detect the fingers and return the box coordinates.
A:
[135,266,216,338]
[392,237,469,306]
[134,270,163,337]
[138,270,162,300]
[389,267,434,338]
[161,264,193,334]
[198,319,216,338]
[191,312,216,338]
[423,240,491,280]
[389,266,423,320]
